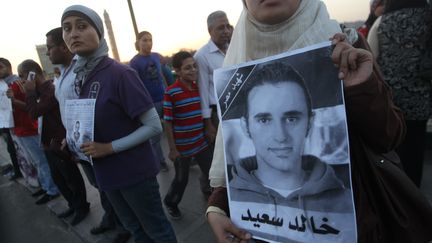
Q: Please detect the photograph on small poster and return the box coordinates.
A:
[214,42,356,243]
[65,99,95,163]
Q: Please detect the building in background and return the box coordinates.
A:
[35,44,57,79]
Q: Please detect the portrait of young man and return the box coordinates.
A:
[215,45,356,242]
[73,120,81,143]
[230,61,351,209]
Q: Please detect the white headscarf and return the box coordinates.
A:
[209,0,341,187]
[224,0,341,66]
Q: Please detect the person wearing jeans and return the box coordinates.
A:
[7,74,59,204]
[61,5,176,242]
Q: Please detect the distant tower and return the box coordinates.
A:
[104,10,120,61]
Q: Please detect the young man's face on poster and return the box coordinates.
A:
[74,121,80,132]
[241,81,310,175]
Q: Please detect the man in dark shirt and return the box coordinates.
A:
[19,59,90,223]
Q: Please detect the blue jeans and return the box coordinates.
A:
[80,160,127,232]
[17,135,59,195]
[151,101,166,166]
[105,177,177,243]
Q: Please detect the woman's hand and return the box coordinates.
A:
[207,212,252,243]
[81,142,114,158]
[330,33,373,87]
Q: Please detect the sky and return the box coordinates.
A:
[0,0,371,71]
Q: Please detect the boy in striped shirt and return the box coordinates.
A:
[163,51,213,219]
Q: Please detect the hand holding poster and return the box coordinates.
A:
[65,99,95,163]
[214,42,356,242]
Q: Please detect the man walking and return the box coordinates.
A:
[194,10,233,141]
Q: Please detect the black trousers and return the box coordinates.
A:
[1,128,21,177]
[164,147,213,206]
[210,105,219,128]
[44,151,89,211]
[396,119,427,187]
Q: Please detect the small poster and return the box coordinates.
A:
[214,42,356,243]
[0,80,14,128]
[65,99,95,163]
[10,132,39,188]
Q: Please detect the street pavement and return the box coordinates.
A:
[0,175,84,243]
[0,135,216,243]
[0,135,431,243]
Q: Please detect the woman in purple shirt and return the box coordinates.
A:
[61,5,176,243]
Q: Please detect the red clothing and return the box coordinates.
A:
[11,81,38,136]
[357,25,369,38]
[163,79,208,157]
[25,80,65,147]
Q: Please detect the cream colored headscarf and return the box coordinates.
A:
[209,0,341,187]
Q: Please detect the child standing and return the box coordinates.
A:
[163,51,213,219]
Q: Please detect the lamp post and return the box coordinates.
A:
[127,0,139,38]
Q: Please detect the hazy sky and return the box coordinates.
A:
[0,0,370,71]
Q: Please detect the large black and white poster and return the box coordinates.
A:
[214,42,356,243]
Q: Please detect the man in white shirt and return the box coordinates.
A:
[194,10,233,143]
[0,58,22,180]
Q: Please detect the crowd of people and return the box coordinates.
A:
[0,0,432,243]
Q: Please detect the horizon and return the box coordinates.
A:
[0,0,371,72]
